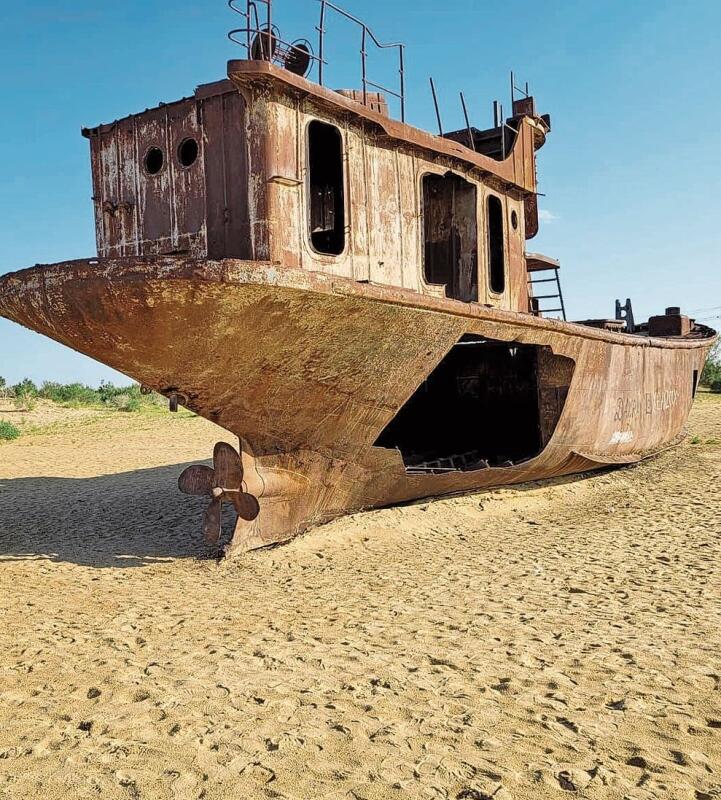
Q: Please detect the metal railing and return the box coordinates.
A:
[228,0,406,122]
[317,1,405,122]
[228,1,321,74]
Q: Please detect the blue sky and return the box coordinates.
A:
[1,0,719,384]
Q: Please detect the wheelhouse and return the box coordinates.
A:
[82,2,551,319]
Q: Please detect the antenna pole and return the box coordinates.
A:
[510,70,515,106]
[266,0,273,60]
[246,0,252,53]
[361,27,368,106]
[460,92,475,151]
[318,1,326,85]
[500,103,506,160]
[493,100,499,128]
[430,78,443,136]
[399,45,406,123]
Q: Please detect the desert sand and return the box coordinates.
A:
[1,395,720,800]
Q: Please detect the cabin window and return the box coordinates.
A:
[422,173,478,302]
[178,138,199,168]
[307,121,345,255]
[144,147,164,176]
[487,195,506,294]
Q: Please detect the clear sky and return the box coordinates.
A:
[1,0,719,385]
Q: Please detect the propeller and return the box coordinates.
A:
[178,442,260,544]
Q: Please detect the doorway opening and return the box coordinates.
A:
[308,120,345,255]
[422,173,478,302]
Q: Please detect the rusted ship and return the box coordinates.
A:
[0,1,716,554]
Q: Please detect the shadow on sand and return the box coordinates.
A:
[0,461,227,568]
[0,455,626,570]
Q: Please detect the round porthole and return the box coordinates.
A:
[144,147,164,175]
[178,137,199,168]
[511,210,519,230]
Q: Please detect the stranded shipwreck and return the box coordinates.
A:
[0,1,716,554]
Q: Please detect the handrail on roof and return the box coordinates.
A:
[228,0,406,122]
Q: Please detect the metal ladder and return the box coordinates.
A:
[526,253,566,321]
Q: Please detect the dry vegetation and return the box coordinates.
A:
[0,380,191,442]
[0,394,720,799]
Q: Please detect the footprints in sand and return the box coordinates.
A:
[1,400,721,797]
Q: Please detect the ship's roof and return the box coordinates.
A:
[80,60,546,197]
[227,60,546,195]
[81,79,237,138]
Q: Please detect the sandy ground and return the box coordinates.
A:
[1,395,720,800]
[0,398,108,431]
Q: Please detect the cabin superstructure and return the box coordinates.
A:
[83,3,551,318]
[83,80,251,262]
[0,0,715,555]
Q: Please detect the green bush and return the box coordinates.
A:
[13,394,36,412]
[0,420,20,441]
[97,381,130,404]
[4,377,171,414]
[122,396,142,413]
[13,378,38,398]
[711,379,721,394]
[39,381,100,406]
[109,393,131,411]
[701,341,721,387]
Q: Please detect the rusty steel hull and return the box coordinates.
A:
[0,258,714,552]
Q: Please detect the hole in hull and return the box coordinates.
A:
[374,335,575,473]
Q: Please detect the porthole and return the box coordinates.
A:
[178,137,199,168]
[511,209,519,230]
[144,147,164,175]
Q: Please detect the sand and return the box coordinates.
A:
[1,395,720,800]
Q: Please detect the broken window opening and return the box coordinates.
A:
[374,335,575,473]
[422,173,478,303]
[308,120,345,256]
[487,194,506,294]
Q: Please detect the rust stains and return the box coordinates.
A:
[0,257,715,552]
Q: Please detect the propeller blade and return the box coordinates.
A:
[213,442,243,490]
[178,464,215,496]
[233,492,261,522]
[203,498,223,544]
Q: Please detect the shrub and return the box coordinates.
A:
[701,341,721,387]
[98,381,130,405]
[13,394,36,412]
[0,420,20,441]
[109,392,142,412]
[13,378,38,398]
[711,379,721,394]
[4,377,171,413]
[39,381,99,406]
[109,393,130,411]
